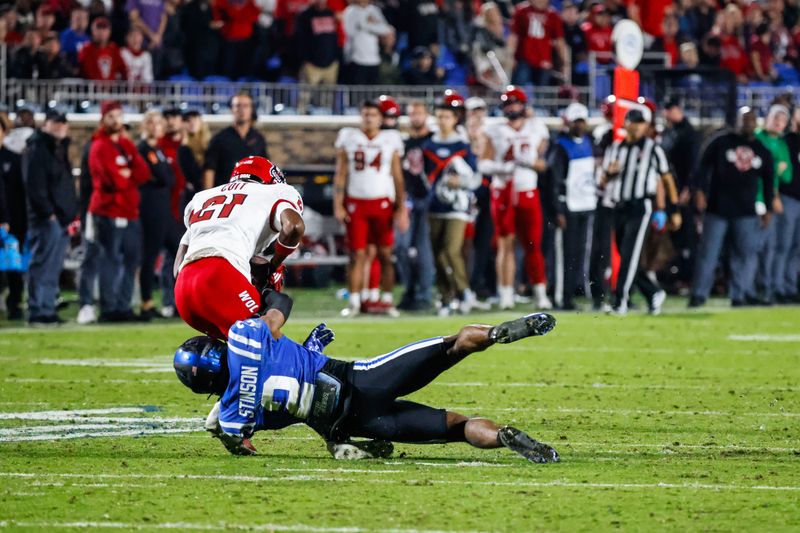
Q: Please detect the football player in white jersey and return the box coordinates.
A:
[173,156,305,339]
[333,100,407,317]
[479,86,553,310]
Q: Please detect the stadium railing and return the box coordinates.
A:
[2,78,591,117]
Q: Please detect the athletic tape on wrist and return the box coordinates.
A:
[275,238,299,257]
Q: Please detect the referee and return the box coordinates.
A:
[601,108,671,315]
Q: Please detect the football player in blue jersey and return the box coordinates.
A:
[173,290,560,463]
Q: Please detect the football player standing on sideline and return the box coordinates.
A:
[334,100,408,317]
[480,86,552,310]
[174,156,305,339]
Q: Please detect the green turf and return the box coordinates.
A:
[1,295,799,532]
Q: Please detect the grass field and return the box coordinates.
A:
[1,292,799,532]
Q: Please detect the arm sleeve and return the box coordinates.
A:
[269,187,303,232]
[477,159,514,176]
[142,52,154,82]
[128,143,152,186]
[653,144,670,175]
[182,200,193,228]
[602,142,618,173]
[218,320,270,437]
[456,148,481,190]
[761,149,775,208]
[342,7,359,38]
[178,145,202,191]
[0,173,8,225]
[334,128,348,150]
[22,145,55,220]
[692,135,720,194]
[89,142,125,193]
[361,6,391,35]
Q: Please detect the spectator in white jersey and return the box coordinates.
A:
[121,27,154,82]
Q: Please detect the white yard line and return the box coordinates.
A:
[0,407,147,419]
[728,334,800,342]
[445,406,800,417]
[36,358,170,369]
[432,382,797,391]
[0,520,476,533]
[4,378,173,384]
[563,442,800,453]
[0,423,198,436]
[0,472,797,492]
[0,427,200,442]
[382,461,510,468]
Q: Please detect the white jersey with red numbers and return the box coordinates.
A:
[485,118,550,193]
[179,181,303,280]
[335,127,404,200]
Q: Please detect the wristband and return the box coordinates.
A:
[274,238,299,257]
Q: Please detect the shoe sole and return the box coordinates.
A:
[327,440,394,460]
[498,426,559,464]
[492,313,556,344]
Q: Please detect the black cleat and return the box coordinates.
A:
[498,426,560,464]
[490,312,556,344]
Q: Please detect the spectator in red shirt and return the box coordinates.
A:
[651,9,681,67]
[750,22,778,82]
[715,4,748,82]
[78,17,128,80]
[274,0,310,38]
[212,0,260,79]
[508,0,566,87]
[1,6,24,47]
[87,101,151,322]
[581,3,613,64]
[627,0,673,40]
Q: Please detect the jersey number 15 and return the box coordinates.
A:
[189,193,247,224]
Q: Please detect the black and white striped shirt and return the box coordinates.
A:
[602,138,669,204]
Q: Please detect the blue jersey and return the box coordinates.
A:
[218,319,329,437]
[422,134,478,219]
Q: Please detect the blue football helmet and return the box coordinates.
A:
[173,336,229,395]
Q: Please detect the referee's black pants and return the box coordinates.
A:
[613,199,660,309]
[589,204,614,306]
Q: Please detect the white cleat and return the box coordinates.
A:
[649,290,666,316]
[160,305,175,318]
[76,304,97,325]
[340,305,360,318]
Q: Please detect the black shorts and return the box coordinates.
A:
[330,336,457,443]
